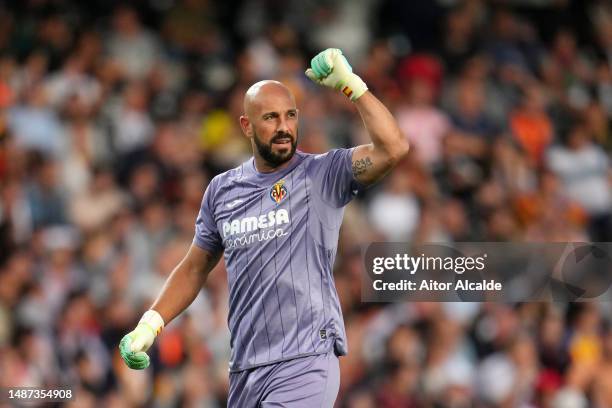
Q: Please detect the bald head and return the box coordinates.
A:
[243,80,295,117]
[239,80,299,170]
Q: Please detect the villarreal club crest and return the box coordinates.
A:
[270,180,288,204]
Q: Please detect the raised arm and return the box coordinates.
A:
[306,48,409,185]
[351,92,409,185]
[119,244,221,369]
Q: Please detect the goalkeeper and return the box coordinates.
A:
[119,48,409,407]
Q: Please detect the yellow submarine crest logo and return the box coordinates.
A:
[270,180,288,204]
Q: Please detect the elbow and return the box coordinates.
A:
[386,133,410,165]
[398,136,410,159]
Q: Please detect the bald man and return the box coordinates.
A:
[119,49,409,407]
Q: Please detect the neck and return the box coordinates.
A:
[253,154,293,173]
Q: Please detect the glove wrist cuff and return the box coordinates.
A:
[341,74,368,102]
[139,310,164,337]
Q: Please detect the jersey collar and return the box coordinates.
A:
[245,150,305,184]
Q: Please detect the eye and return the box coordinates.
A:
[288,111,297,118]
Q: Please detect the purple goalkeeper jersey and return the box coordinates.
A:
[193,148,363,372]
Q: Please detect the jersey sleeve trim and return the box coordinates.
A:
[192,234,222,254]
[345,146,368,195]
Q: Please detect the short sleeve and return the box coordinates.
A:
[309,148,365,207]
[193,177,223,253]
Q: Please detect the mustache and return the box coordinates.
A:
[271,132,294,143]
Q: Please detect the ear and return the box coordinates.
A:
[239,115,252,138]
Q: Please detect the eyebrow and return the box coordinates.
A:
[261,109,297,118]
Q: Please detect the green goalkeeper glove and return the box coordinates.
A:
[305,48,368,102]
[119,310,164,370]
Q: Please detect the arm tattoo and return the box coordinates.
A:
[352,156,373,177]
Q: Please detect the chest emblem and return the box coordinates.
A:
[270,180,288,204]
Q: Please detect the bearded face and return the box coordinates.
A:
[252,128,298,167]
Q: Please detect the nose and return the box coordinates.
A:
[277,116,290,134]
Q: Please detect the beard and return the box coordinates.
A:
[253,129,298,167]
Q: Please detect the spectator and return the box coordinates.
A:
[510,85,554,166]
[8,84,65,157]
[396,55,449,167]
[110,82,154,156]
[25,154,68,229]
[368,170,420,242]
[69,166,126,232]
[547,118,612,241]
[106,6,162,81]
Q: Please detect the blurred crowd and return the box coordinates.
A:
[1,0,612,407]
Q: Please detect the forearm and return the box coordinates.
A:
[354,91,408,163]
[305,48,409,184]
[120,240,219,370]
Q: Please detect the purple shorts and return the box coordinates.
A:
[228,352,340,407]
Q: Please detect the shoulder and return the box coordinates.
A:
[306,148,354,167]
[302,149,357,181]
[210,161,249,185]
[204,162,249,202]
[294,150,315,162]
